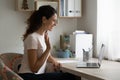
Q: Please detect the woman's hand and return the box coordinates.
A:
[47,55,61,72]
[45,32,51,50]
[53,61,61,72]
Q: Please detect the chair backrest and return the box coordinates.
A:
[0,53,23,73]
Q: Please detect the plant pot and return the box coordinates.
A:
[57,51,70,58]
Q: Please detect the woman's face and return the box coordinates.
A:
[43,13,57,31]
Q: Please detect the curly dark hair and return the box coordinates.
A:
[23,5,57,41]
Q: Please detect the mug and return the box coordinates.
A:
[83,49,90,62]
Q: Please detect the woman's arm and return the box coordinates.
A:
[47,54,56,63]
[27,48,50,73]
[28,32,51,73]
[47,54,61,71]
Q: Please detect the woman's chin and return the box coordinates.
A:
[48,28,53,31]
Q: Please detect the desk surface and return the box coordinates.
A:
[57,58,120,80]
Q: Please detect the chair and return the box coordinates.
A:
[0,53,23,80]
[0,52,56,80]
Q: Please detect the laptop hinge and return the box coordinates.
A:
[98,63,101,68]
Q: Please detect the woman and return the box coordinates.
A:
[18,5,75,80]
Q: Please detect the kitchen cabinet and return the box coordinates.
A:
[59,0,82,18]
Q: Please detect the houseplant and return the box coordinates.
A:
[55,34,73,58]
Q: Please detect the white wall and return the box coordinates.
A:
[0,0,77,54]
[49,18,77,49]
[0,0,30,53]
[77,0,97,56]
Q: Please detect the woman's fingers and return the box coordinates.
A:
[45,32,51,49]
[53,62,61,71]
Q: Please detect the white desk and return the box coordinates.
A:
[57,58,120,80]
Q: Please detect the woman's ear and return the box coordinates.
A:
[42,16,47,24]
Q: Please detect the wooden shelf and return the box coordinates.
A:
[16,0,34,11]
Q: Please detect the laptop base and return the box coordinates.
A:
[76,62,100,68]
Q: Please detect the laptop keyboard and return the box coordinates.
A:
[87,63,98,67]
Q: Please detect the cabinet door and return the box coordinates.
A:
[59,0,82,18]
[67,0,75,17]
[74,0,81,17]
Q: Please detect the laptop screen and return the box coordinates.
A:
[98,44,105,66]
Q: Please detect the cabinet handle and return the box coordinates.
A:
[69,10,74,13]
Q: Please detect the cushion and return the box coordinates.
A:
[0,53,23,73]
[0,58,23,80]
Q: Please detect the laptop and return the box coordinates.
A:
[76,44,105,68]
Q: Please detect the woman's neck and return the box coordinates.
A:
[36,27,46,35]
